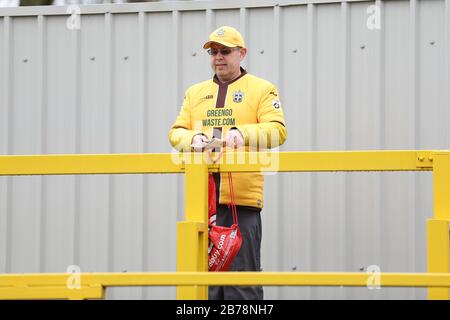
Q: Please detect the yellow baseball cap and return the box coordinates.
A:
[203,26,246,49]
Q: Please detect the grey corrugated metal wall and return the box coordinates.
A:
[0,0,449,299]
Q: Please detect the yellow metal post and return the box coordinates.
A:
[433,152,450,220]
[176,154,209,299]
[428,152,450,300]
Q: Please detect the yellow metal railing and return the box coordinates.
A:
[0,150,449,300]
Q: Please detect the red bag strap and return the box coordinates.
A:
[227,172,238,225]
[205,147,238,225]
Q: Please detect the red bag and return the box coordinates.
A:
[208,173,242,271]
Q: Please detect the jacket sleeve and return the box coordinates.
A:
[233,85,287,149]
[168,90,207,152]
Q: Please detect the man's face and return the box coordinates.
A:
[209,43,247,82]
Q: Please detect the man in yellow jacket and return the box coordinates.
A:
[168,26,287,300]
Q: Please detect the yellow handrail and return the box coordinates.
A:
[0,150,448,300]
[1,272,450,300]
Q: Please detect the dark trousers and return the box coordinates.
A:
[208,204,264,300]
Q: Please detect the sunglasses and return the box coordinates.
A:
[207,47,240,56]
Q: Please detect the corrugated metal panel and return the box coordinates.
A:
[0,0,449,299]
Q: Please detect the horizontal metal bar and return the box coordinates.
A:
[0,286,104,300]
[218,150,436,172]
[0,0,389,17]
[0,150,440,176]
[0,153,183,175]
[1,272,450,288]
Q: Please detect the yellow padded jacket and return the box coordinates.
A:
[168,69,287,209]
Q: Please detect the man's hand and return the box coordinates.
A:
[191,134,209,152]
[224,129,244,149]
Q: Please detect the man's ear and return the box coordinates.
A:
[240,48,247,61]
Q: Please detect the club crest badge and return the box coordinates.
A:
[273,99,280,109]
[233,90,245,103]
